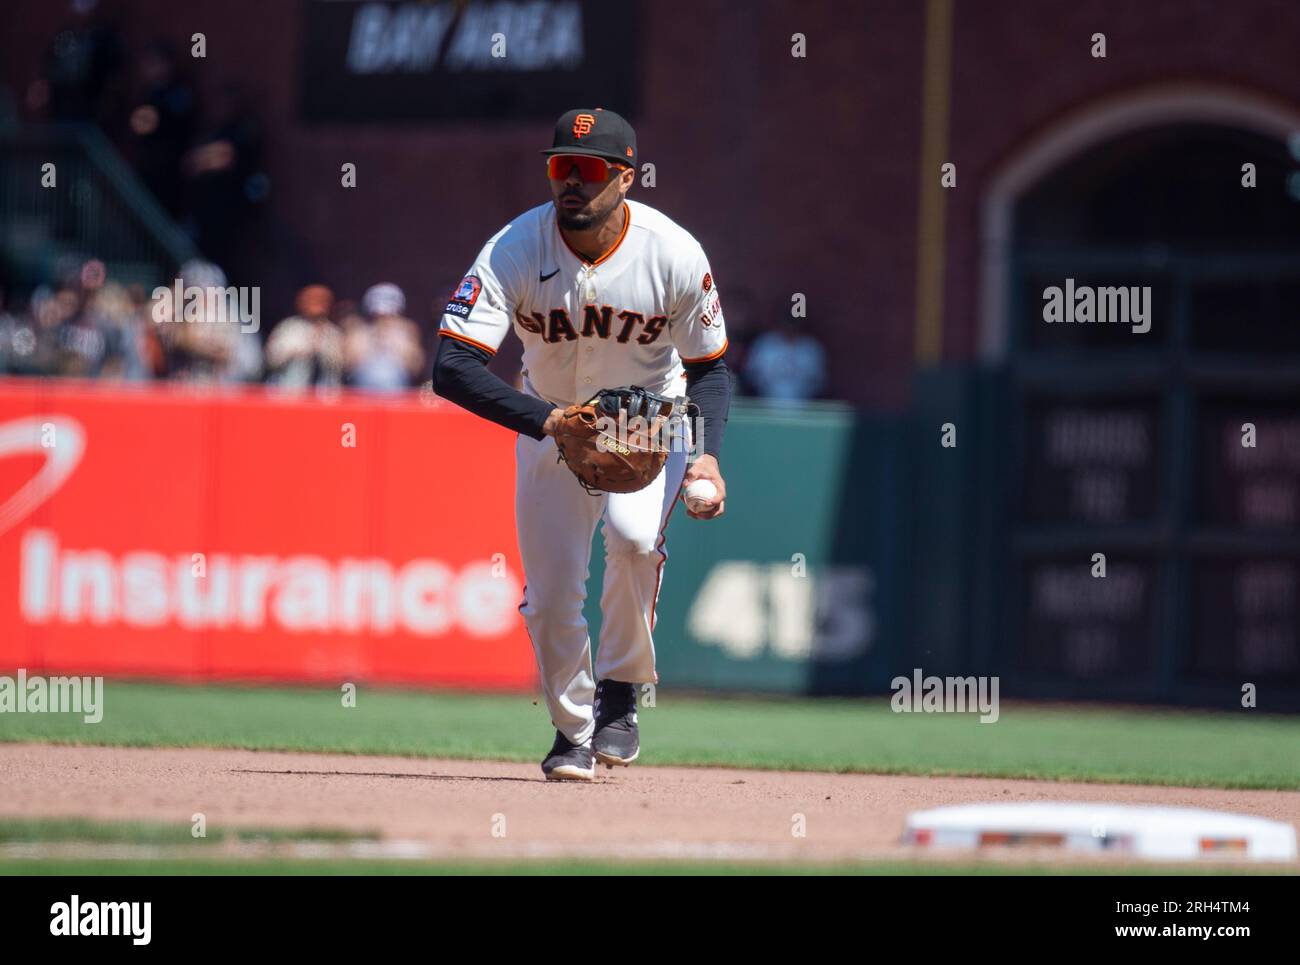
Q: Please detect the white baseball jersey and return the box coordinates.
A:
[439,198,728,407]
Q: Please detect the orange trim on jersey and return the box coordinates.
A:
[438,329,498,356]
[681,338,729,364]
[560,202,631,267]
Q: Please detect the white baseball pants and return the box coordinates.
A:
[515,431,686,745]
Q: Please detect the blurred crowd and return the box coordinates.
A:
[0,258,829,401]
[7,2,832,404]
[0,258,426,392]
[8,4,428,392]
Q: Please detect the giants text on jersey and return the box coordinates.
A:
[439,199,728,406]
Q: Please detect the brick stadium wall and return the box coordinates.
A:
[943,0,1300,362]
[4,0,1300,408]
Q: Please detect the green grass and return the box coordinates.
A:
[0,817,372,846]
[2,815,1294,876]
[2,857,1293,876]
[1,680,1298,789]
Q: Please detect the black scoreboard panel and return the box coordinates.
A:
[1021,394,1163,525]
[1189,392,1300,689]
[1017,268,1172,350]
[1000,251,1300,707]
[1189,278,1300,353]
[1197,396,1300,531]
[1189,556,1300,683]
[1018,554,1161,680]
[1007,388,1167,690]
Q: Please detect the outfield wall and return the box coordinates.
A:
[0,379,536,688]
[2,377,1295,710]
[583,403,906,696]
[0,379,909,695]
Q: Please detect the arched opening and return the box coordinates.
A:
[977,87,1300,704]
[1017,123,1300,249]
[979,84,1300,358]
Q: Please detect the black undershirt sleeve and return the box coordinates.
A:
[683,356,732,460]
[431,335,554,439]
[434,334,731,457]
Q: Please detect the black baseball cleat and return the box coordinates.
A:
[541,729,595,781]
[592,680,640,767]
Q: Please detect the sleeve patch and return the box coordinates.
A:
[445,275,483,317]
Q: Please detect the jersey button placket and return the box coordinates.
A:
[578,267,596,394]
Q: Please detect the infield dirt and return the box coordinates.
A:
[2,743,1299,867]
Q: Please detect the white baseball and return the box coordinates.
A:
[684,478,718,512]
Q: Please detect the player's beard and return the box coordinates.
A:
[556,186,623,231]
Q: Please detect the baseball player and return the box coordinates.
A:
[432,108,732,780]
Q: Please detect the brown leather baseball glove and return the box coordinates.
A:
[552,386,693,494]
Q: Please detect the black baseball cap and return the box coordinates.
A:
[541,108,637,169]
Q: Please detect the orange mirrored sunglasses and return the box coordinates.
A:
[546,154,627,182]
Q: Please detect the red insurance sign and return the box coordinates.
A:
[0,379,536,689]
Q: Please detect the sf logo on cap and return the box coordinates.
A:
[572,113,596,138]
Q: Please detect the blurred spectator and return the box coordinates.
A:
[26,285,77,375]
[123,39,195,216]
[181,80,265,272]
[264,284,344,390]
[344,283,425,392]
[127,282,167,377]
[86,281,153,379]
[743,318,827,402]
[0,286,42,375]
[161,259,263,382]
[51,258,107,376]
